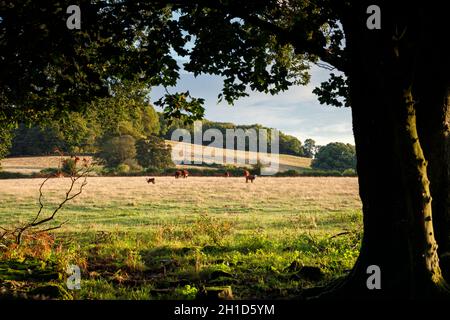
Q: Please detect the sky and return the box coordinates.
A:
[149,65,354,146]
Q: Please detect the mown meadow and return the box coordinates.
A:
[0,176,362,299]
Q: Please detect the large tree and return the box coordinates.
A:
[1,1,449,298]
[340,2,450,297]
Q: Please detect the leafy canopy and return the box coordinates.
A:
[1,0,349,126]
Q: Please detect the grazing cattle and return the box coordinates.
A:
[224,172,230,177]
[243,170,250,177]
[182,170,189,178]
[175,171,182,179]
[146,178,155,184]
[246,174,256,183]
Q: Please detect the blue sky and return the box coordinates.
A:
[149,65,354,146]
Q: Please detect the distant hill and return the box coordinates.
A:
[159,117,308,157]
[167,140,311,172]
[0,140,311,174]
[5,108,312,160]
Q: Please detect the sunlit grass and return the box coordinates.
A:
[0,176,362,299]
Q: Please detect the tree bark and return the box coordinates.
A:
[414,33,450,281]
[321,2,450,298]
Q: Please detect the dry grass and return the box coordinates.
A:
[0,176,361,237]
[167,140,312,170]
[0,176,358,208]
[0,175,362,299]
[0,156,95,174]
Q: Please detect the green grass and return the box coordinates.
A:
[0,176,362,299]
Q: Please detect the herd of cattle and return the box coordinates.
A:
[146,169,256,184]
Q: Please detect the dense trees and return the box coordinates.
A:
[97,135,137,168]
[136,136,174,169]
[9,124,65,156]
[279,133,304,156]
[6,115,308,158]
[312,143,356,171]
[2,1,449,298]
[91,82,160,140]
[9,113,101,156]
[6,81,161,156]
[161,119,306,156]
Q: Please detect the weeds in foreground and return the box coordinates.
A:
[0,223,362,299]
[155,213,236,246]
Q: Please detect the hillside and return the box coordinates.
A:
[166,140,312,172]
[0,140,312,174]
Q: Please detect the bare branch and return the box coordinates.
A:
[2,158,93,245]
[31,175,52,225]
[328,231,352,240]
[30,170,90,228]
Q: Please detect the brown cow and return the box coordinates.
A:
[175,171,182,179]
[246,175,256,183]
[182,170,189,178]
[146,178,155,184]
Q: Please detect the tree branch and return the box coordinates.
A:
[0,160,93,245]
[151,0,348,72]
[35,220,69,234]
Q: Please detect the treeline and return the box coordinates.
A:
[7,116,316,159]
[0,81,356,174]
[2,84,317,159]
[7,82,161,157]
[160,117,316,157]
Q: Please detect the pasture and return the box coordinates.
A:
[0,176,362,299]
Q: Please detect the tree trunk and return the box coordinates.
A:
[414,48,450,282]
[323,2,450,298]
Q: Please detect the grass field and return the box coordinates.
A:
[0,175,362,299]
